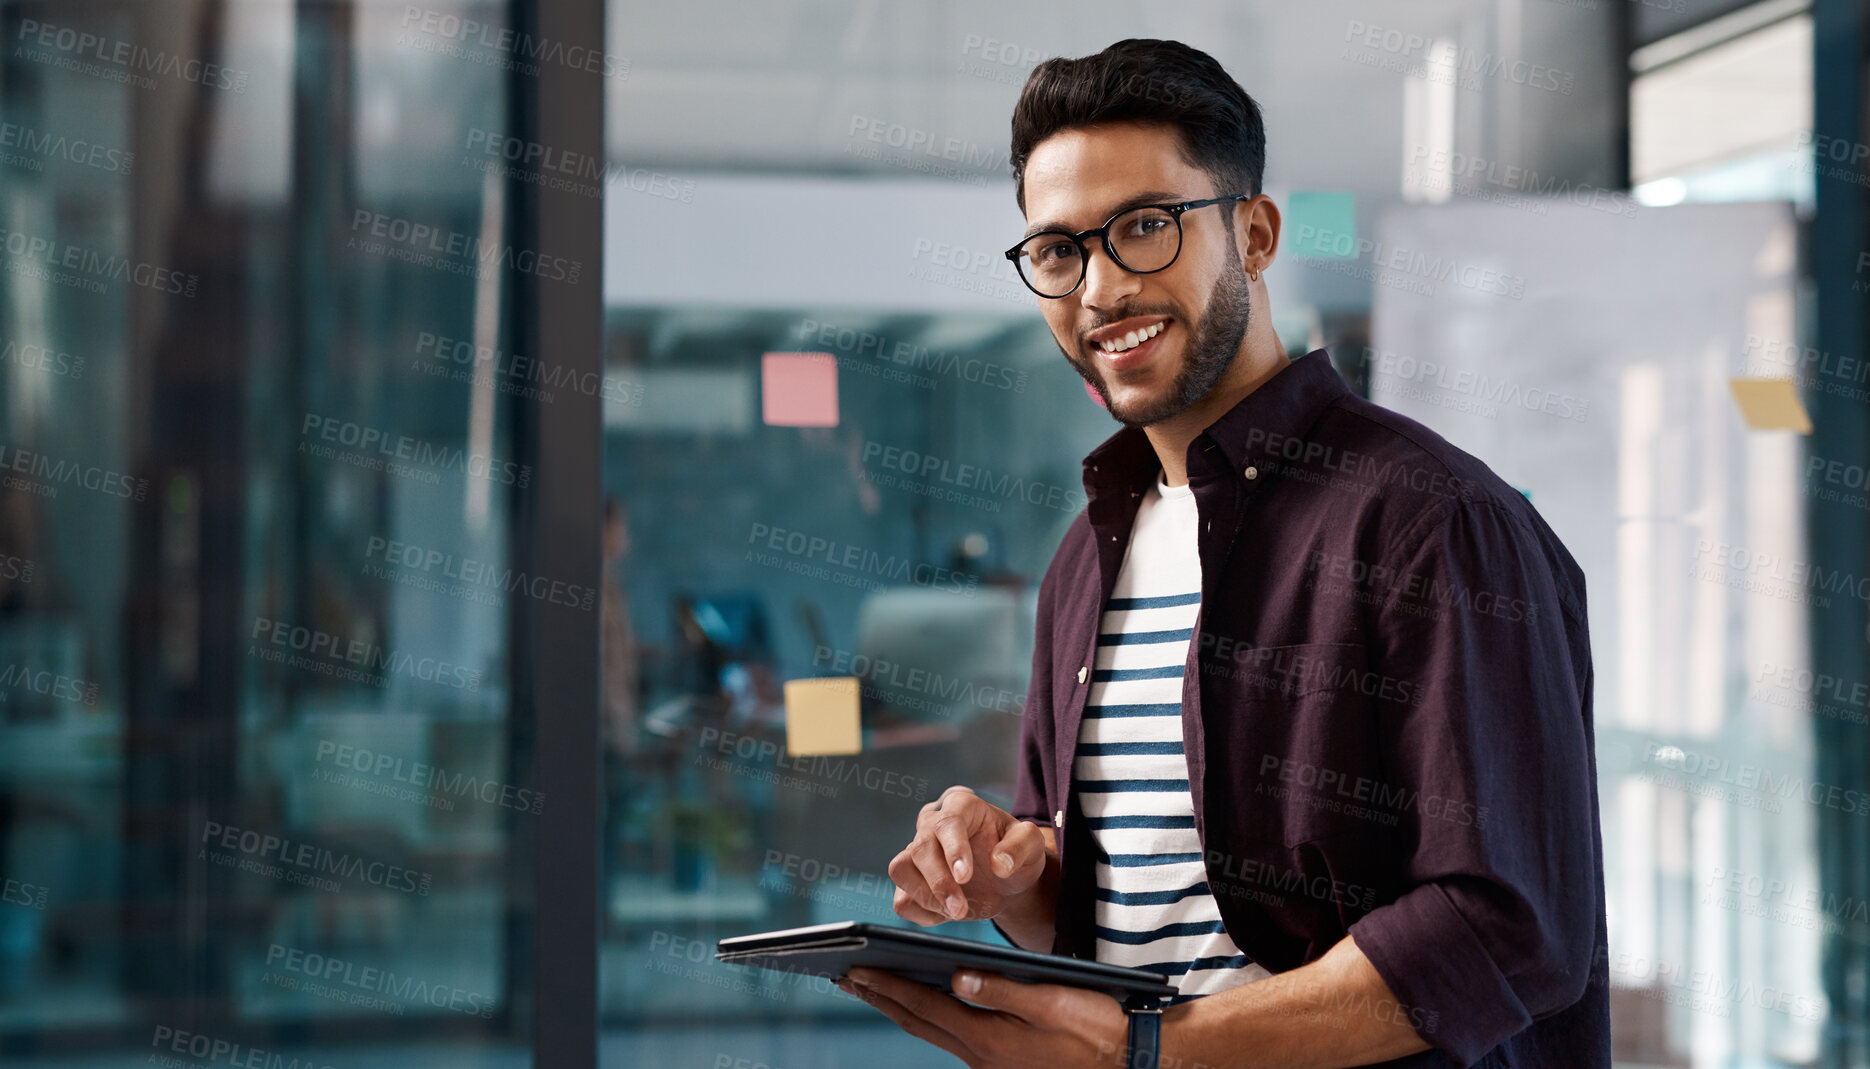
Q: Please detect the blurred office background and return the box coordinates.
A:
[0,0,1856,1067]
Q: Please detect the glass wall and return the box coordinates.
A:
[1372,196,1814,1067]
[591,4,1843,1069]
[231,0,523,1041]
[0,1,142,1039]
[0,0,555,1063]
[593,297,1122,1064]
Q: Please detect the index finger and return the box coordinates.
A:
[918,785,977,832]
[931,813,978,885]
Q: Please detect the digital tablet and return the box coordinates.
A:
[715,921,1177,1002]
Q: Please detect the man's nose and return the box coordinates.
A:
[1078,243,1139,312]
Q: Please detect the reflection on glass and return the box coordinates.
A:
[0,1,143,1035]
[232,0,522,1041]
[0,0,535,1062]
[598,306,1103,1066]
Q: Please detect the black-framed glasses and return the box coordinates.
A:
[1004,195,1250,299]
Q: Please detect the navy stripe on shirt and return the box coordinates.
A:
[1084,813,1196,829]
[1097,628,1195,646]
[1098,882,1214,906]
[1083,702,1182,718]
[1106,593,1202,610]
[1097,920,1230,945]
[1094,665,1185,682]
[1078,779,1189,793]
[1078,742,1186,758]
[1101,852,1205,867]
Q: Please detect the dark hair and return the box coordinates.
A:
[1009,39,1266,213]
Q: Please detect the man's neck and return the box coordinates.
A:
[1146,334,1290,487]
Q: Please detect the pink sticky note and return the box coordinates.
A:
[762,352,839,427]
[1084,379,1107,409]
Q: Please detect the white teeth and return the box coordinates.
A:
[1098,322,1165,353]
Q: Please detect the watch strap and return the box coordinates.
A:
[1124,997,1164,1069]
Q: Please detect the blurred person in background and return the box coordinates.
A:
[603,495,640,757]
[602,495,641,883]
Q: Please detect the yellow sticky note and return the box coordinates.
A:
[1729,378,1812,433]
[784,677,862,756]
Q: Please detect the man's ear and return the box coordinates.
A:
[1241,194,1280,277]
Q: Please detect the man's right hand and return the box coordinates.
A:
[887,785,1050,925]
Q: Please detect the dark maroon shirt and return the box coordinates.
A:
[1010,349,1609,1067]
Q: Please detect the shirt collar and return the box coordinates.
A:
[1080,348,1351,500]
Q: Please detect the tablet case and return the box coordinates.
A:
[716,921,1177,1002]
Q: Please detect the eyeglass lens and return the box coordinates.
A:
[1014,206,1182,297]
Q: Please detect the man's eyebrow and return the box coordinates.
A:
[1021,190,1187,241]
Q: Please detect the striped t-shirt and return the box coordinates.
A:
[1074,471,1273,1002]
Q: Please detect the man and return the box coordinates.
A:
[840,39,1609,1069]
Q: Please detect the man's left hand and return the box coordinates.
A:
[840,966,1129,1068]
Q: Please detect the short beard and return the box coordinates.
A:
[1065,240,1253,428]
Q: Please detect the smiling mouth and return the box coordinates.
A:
[1095,321,1167,354]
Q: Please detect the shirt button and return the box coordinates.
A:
[1244,465,1259,480]
[1054,810,1064,828]
[1077,666,1089,684]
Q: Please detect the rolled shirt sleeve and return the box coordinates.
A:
[1346,499,1598,1066]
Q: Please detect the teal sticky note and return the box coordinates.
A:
[1285,191,1357,260]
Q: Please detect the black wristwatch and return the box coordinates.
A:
[1123,995,1165,1069]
